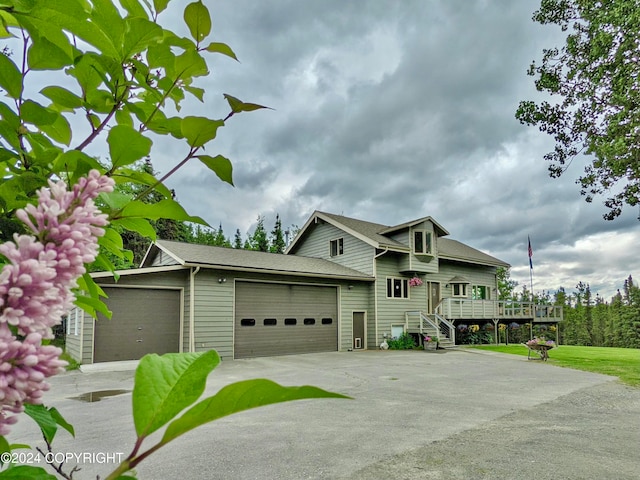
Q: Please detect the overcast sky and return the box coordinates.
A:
[144,0,639,301]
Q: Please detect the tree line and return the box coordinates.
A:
[498,268,640,349]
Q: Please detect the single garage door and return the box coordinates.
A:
[234,282,338,358]
[94,287,181,362]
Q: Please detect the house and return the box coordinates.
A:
[65,211,562,364]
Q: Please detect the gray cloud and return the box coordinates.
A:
[154,0,639,300]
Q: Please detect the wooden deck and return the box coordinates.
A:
[436,299,563,322]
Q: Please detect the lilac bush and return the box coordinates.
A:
[0,171,114,434]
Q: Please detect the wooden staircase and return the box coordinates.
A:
[405,311,456,348]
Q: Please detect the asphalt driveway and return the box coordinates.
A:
[8,349,640,479]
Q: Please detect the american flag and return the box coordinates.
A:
[528,236,533,270]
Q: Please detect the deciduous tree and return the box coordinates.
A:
[516,0,640,220]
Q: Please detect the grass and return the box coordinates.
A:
[60,350,81,371]
[470,344,640,386]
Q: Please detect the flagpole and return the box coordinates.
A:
[528,235,534,341]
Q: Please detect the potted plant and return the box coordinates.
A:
[423,335,438,350]
[409,276,423,287]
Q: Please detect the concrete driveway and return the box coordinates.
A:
[8,349,640,479]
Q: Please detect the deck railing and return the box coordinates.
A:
[436,299,563,322]
[405,311,456,344]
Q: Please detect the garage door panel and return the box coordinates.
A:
[94,288,180,362]
[235,282,338,359]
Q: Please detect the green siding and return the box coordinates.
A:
[292,221,374,275]
[374,255,429,344]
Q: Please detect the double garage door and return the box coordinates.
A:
[93,287,181,363]
[234,282,338,359]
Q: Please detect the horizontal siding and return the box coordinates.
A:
[375,255,428,342]
[339,283,372,350]
[292,222,374,275]
[425,261,498,301]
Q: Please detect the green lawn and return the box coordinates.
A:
[470,345,640,386]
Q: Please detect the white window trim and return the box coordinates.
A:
[330,237,344,257]
[66,307,82,336]
[386,277,410,299]
[472,285,491,300]
[452,283,468,298]
[413,230,433,255]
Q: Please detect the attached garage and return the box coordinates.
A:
[93,287,181,362]
[234,281,338,359]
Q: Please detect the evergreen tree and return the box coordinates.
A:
[248,215,269,252]
[213,223,231,247]
[234,229,243,249]
[270,214,286,253]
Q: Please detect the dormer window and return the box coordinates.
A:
[330,238,344,257]
[413,230,432,255]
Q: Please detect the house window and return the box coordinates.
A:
[321,318,333,325]
[240,318,256,326]
[330,238,344,257]
[66,307,81,335]
[284,318,297,325]
[472,285,490,300]
[386,277,409,299]
[413,231,432,255]
[304,318,316,325]
[452,283,468,297]
[263,318,277,326]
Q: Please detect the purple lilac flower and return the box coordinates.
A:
[0,171,113,434]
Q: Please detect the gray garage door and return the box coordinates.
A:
[234,282,338,359]
[94,287,181,362]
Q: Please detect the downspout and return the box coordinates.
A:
[373,248,389,347]
[189,266,201,353]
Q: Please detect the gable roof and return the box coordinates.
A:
[142,240,374,281]
[286,211,509,268]
[438,238,509,268]
[287,211,409,253]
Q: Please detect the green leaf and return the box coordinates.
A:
[20,100,58,127]
[108,125,153,169]
[181,116,224,148]
[113,166,173,198]
[196,154,233,186]
[120,0,149,19]
[40,86,84,109]
[76,294,112,319]
[161,379,349,444]
[153,0,170,15]
[118,198,207,224]
[146,116,184,138]
[23,404,59,444]
[99,191,134,211]
[132,351,220,437]
[112,217,157,240]
[51,150,104,177]
[174,47,208,78]
[223,94,270,114]
[0,466,57,479]
[204,42,238,61]
[122,17,163,58]
[27,35,74,70]
[98,226,126,258]
[48,408,75,438]
[184,1,211,43]
[0,53,23,99]
[0,436,10,459]
[77,272,108,301]
[184,85,205,102]
[39,114,72,146]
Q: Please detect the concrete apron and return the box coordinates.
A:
[7,349,627,479]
